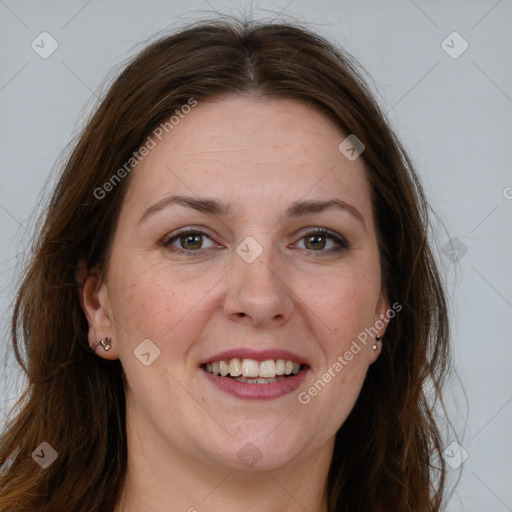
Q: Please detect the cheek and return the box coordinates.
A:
[107,259,220,351]
[297,266,381,345]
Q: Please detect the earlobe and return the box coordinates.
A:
[76,259,118,359]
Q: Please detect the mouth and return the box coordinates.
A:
[202,357,306,382]
[200,357,309,400]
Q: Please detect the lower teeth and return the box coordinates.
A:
[232,376,289,384]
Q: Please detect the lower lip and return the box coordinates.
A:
[201,367,309,400]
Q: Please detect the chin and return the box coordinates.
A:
[198,428,308,471]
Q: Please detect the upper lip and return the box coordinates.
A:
[199,348,310,366]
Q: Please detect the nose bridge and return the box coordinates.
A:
[224,235,294,326]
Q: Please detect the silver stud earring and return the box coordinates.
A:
[372,334,382,350]
[95,337,112,351]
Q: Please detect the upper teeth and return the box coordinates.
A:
[205,358,302,378]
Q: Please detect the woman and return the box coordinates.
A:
[0,19,451,511]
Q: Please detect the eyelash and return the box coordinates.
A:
[161,227,349,256]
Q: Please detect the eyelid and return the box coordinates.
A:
[292,227,349,252]
[161,226,220,248]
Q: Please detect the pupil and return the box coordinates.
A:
[307,235,325,250]
[182,234,201,249]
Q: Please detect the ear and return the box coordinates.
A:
[369,292,390,363]
[374,292,391,334]
[76,258,119,360]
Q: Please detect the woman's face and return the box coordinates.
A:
[85,96,388,472]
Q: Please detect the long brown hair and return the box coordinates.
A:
[0,19,451,511]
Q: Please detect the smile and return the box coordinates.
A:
[204,357,303,380]
[201,357,309,400]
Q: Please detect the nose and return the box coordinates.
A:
[223,250,294,328]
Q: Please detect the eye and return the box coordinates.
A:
[162,228,219,253]
[162,227,348,256]
[294,228,348,254]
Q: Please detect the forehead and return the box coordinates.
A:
[124,96,373,218]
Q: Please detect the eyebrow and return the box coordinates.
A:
[139,195,230,222]
[138,194,366,228]
[285,198,365,228]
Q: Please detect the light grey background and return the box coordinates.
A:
[1,1,511,510]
